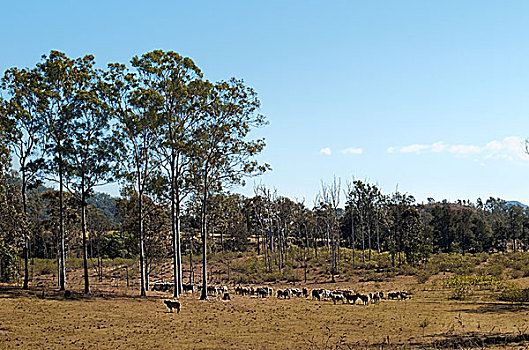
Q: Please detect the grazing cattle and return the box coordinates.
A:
[330,292,345,304]
[163,299,181,313]
[222,292,231,301]
[183,283,194,293]
[256,287,268,298]
[344,293,358,304]
[370,292,380,304]
[343,290,355,297]
[399,291,411,299]
[237,286,250,296]
[321,289,332,300]
[206,285,225,296]
[153,281,174,292]
[357,293,369,305]
[231,284,398,307]
[388,292,400,300]
[343,290,356,304]
[290,288,303,298]
[312,289,322,301]
[277,289,291,299]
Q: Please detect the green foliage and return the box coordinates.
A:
[0,240,18,282]
[443,274,505,300]
[87,193,119,225]
[499,287,529,303]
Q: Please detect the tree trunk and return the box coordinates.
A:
[200,167,209,301]
[256,231,260,255]
[81,184,90,294]
[304,225,309,283]
[176,205,183,295]
[189,234,193,285]
[170,163,180,298]
[138,189,146,297]
[376,211,380,254]
[145,260,149,291]
[331,233,336,283]
[337,230,341,268]
[21,172,29,290]
[59,150,66,291]
[368,223,372,261]
[57,244,61,287]
[361,214,365,263]
[351,209,356,268]
[96,237,102,282]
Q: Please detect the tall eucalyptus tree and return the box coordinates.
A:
[66,56,117,294]
[192,79,268,300]
[108,62,162,297]
[2,67,44,289]
[130,50,202,298]
[37,51,80,290]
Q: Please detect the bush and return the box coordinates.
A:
[443,275,505,300]
[482,263,505,278]
[0,241,18,282]
[499,288,529,303]
[416,270,433,284]
[451,283,473,300]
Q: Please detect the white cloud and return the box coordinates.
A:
[387,136,529,163]
[341,147,363,155]
[431,141,448,153]
[399,144,430,154]
[484,136,529,161]
[319,147,332,155]
[447,144,481,155]
[484,140,503,153]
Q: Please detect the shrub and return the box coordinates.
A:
[443,275,505,300]
[499,288,529,303]
[33,258,57,276]
[482,264,505,278]
[416,270,433,284]
[0,241,18,282]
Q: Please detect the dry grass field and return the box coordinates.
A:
[2,270,529,349]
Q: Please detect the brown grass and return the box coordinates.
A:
[2,272,529,349]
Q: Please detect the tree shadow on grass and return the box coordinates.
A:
[367,331,529,349]
[426,331,529,349]
[453,302,529,314]
[0,284,163,302]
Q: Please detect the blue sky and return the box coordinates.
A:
[3,1,529,205]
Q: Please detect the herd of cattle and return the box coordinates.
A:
[152,281,410,305]
[235,285,410,305]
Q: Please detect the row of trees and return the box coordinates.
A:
[7,177,529,286]
[0,50,268,299]
[206,182,529,274]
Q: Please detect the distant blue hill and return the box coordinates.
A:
[506,201,528,209]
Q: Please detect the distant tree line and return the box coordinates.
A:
[5,178,529,291]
